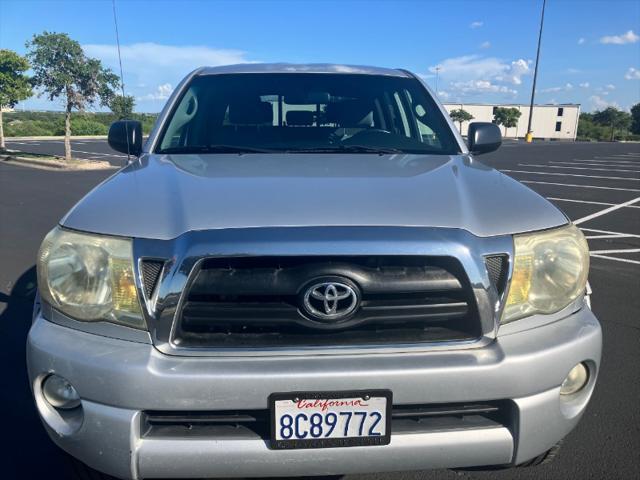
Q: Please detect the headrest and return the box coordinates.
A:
[325,100,374,128]
[286,110,314,126]
[228,100,273,125]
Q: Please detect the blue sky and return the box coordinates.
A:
[1,0,638,112]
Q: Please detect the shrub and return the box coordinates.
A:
[3,110,158,136]
[70,117,108,135]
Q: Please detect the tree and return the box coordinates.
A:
[0,49,32,150]
[493,107,522,137]
[109,94,135,119]
[630,103,640,135]
[26,32,119,160]
[449,109,474,133]
[592,107,632,141]
[577,112,609,141]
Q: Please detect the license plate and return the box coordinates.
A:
[269,390,392,449]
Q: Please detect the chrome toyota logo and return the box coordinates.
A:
[302,279,359,321]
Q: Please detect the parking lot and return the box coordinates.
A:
[5,138,129,166]
[0,140,638,479]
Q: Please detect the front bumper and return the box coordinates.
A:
[27,307,601,479]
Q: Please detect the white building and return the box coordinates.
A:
[442,103,580,140]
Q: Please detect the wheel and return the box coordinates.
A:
[517,440,563,467]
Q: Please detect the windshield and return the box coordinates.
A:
[156,73,461,155]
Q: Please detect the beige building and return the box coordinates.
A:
[442,103,580,140]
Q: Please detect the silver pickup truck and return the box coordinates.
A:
[27,64,601,480]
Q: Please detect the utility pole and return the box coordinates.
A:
[526,0,546,143]
[435,66,441,95]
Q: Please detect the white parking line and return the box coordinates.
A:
[556,160,640,168]
[570,158,640,164]
[520,164,640,174]
[591,254,640,265]
[584,234,635,239]
[594,156,640,161]
[503,169,639,182]
[581,227,640,239]
[521,180,640,192]
[591,248,640,254]
[547,197,640,209]
[574,196,640,225]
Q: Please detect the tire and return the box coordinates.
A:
[517,440,563,467]
[66,454,121,480]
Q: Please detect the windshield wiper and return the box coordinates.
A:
[158,144,274,154]
[288,145,404,154]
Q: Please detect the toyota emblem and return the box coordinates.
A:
[301,279,360,321]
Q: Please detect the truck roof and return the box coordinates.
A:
[198,63,411,77]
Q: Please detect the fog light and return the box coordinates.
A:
[560,363,589,396]
[42,374,81,410]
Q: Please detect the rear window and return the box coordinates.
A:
[156,73,460,155]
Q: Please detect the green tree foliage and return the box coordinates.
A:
[592,107,632,141]
[26,32,119,160]
[449,109,474,132]
[4,110,157,137]
[0,49,32,149]
[630,103,640,135]
[577,113,608,141]
[493,107,522,137]
[109,94,135,119]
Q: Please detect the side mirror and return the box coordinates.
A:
[467,122,502,155]
[108,120,143,156]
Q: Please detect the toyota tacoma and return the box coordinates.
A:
[27,64,601,479]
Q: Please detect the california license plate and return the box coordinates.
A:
[269,390,392,449]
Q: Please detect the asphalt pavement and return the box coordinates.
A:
[1,140,638,479]
[5,137,129,166]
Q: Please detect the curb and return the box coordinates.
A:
[6,135,108,141]
[1,155,116,171]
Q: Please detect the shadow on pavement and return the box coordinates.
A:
[0,266,70,478]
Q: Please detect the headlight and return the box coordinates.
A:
[502,224,589,324]
[37,227,145,329]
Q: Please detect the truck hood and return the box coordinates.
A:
[61,153,567,240]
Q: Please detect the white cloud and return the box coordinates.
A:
[449,80,517,96]
[589,95,619,110]
[429,55,531,85]
[605,84,616,90]
[470,21,483,29]
[624,67,640,79]
[138,83,173,101]
[579,82,590,88]
[495,59,531,85]
[578,37,586,45]
[82,42,254,109]
[599,30,639,45]
[566,68,581,74]
[479,41,491,49]
[539,83,573,93]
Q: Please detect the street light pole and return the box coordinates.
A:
[526,0,546,143]
[435,66,441,95]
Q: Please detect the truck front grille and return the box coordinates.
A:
[141,401,513,440]
[173,256,481,349]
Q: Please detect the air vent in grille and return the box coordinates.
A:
[140,260,164,298]
[174,256,481,349]
[485,255,509,295]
